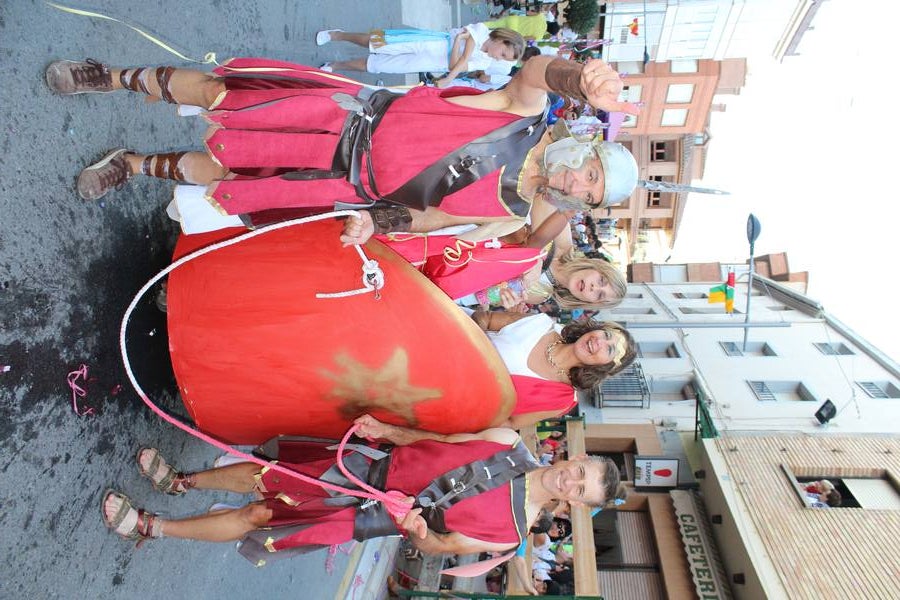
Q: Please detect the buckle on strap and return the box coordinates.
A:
[448,155,482,180]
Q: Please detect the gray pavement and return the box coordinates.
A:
[0,1,485,598]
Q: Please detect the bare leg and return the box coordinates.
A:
[330,31,372,47]
[123,151,227,186]
[137,449,261,494]
[110,67,226,109]
[103,494,272,542]
[160,503,272,542]
[330,58,370,72]
[191,462,263,494]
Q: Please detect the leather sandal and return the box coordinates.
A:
[137,447,195,495]
[101,489,160,545]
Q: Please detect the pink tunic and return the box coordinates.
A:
[204,58,532,219]
[243,438,525,562]
[377,233,544,300]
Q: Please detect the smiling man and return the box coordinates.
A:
[99,415,624,563]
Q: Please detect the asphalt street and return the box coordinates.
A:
[0,1,484,598]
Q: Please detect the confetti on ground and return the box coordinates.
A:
[324,540,357,574]
[67,364,95,416]
[110,384,123,396]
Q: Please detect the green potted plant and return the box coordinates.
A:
[564,0,600,36]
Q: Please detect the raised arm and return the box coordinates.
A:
[522,211,572,249]
[340,206,522,247]
[472,308,532,331]
[354,414,520,446]
[489,56,642,118]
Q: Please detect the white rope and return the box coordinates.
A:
[115,210,393,487]
[119,210,384,415]
[316,244,385,299]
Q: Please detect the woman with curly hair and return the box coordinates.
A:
[472,310,636,428]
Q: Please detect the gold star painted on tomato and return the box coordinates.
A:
[319,348,442,425]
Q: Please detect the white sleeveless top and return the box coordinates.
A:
[488,314,562,380]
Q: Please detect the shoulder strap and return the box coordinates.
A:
[385,108,548,213]
[416,441,537,536]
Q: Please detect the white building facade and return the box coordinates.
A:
[603,0,814,64]
[589,274,900,436]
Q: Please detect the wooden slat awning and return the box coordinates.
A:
[669,490,734,599]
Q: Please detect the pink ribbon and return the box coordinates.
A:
[333,425,413,525]
[324,541,356,574]
[350,574,365,600]
[67,364,94,416]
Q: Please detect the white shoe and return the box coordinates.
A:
[316,29,342,46]
[320,63,334,73]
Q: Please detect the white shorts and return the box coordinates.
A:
[367,40,449,73]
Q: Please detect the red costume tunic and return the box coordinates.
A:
[238,438,528,564]
[204,58,535,219]
[377,233,545,300]
[509,376,577,417]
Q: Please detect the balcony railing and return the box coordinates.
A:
[591,361,650,409]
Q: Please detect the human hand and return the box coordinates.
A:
[434,77,452,89]
[472,309,491,330]
[396,498,428,539]
[499,288,526,311]
[340,211,375,246]
[354,414,392,440]
[579,59,640,116]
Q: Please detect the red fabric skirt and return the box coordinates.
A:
[200,58,523,218]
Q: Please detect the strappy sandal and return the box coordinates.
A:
[101,489,160,546]
[137,447,195,495]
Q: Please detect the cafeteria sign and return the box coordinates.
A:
[634,455,680,487]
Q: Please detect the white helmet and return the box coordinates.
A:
[543,133,638,207]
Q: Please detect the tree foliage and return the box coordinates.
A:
[564,0,600,36]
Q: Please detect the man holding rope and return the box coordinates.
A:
[102,415,623,565]
[46,53,639,245]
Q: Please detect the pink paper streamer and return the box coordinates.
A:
[67,364,94,416]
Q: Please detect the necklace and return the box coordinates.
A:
[544,267,558,286]
[544,337,569,380]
